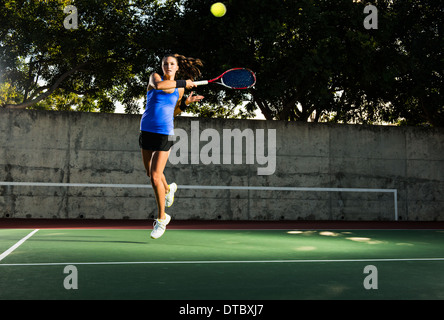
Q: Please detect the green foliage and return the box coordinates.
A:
[0,0,442,126]
[0,0,156,113]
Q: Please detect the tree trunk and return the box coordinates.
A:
[2,63,87,109]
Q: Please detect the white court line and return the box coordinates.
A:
[0,229,39,262]
[1,257,444,267]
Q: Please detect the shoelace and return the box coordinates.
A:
[152,219,166,231]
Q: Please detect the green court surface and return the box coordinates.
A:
[1,227,444,300]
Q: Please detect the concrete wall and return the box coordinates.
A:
[1,109,443,221]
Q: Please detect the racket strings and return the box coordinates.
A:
[221,69,255,89]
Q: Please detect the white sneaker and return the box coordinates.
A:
[150,214,171,239]
[165,183,177,208]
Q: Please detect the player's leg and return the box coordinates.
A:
[150,150,170,220]
[141,149,154,178]
[141,148,175,208]
[149,150,172,239]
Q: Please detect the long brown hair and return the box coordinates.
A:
[163,53,203,81]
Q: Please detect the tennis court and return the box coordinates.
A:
[1,220,443,301]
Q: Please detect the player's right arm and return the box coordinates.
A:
[148,73,195,91]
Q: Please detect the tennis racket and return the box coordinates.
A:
[194,68,256,89]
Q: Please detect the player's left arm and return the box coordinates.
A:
[174,90,204,116]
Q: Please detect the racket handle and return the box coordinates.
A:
[194,80,208,86]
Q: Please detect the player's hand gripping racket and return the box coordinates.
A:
[194,68,256,89]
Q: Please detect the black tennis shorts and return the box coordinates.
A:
[139,130,174,151]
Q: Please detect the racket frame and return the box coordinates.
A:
[194,68,256,89]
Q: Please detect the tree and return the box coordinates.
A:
[0,0,159,113]
[178,0,443,126]
[387,0,444,126]
[1,0,442,126]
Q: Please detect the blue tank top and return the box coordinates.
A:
[140,87,179,135]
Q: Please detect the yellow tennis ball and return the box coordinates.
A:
[211,2,226,17]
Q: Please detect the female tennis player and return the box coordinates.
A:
[140,53,204,239]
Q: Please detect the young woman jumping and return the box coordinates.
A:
[139,53,204,239]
